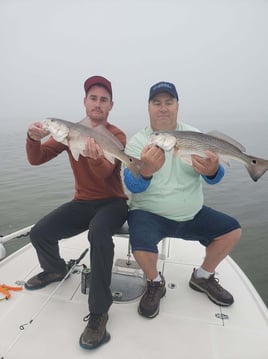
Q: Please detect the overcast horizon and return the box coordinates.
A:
[1,0,267,135]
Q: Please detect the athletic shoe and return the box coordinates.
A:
[138,273,166,318]
[79,313,110,349]
[25,269,68,290]
[189,268,234,306]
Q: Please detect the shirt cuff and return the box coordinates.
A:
[202,164,225,184]
[124,168,151,193]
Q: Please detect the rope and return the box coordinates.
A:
[0,248,88,359]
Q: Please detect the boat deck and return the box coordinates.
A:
[1,232,268,359]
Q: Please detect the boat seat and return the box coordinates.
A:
[111,221,146,303]
[113,221,168,261]
[114,221,130,236]
[83,222,168,303]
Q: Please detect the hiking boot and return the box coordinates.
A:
[79,313,110,350]
[189,268,234,306]
[25,268,68,290]
[138,273,166,318]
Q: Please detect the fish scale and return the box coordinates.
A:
[150,130,268,182]
[43,118,143,178]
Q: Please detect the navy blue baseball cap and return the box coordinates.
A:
[148,81,179,102]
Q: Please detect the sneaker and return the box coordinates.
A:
[189,268,234,306]
[25,269,68,290]
[79,313,110,350]
[138,273,166,318]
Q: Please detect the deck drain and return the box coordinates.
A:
[215,313,229,320]
[112,291,123,299]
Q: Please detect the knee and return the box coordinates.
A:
[224,227,242,245]
[88,226,113,248]
[29,223,44,246]
[214,227,241,244]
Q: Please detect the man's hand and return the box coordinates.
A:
[140,145,165,178]
[27,122,50,141]
[191,150,219,177]
[83,137,104,160]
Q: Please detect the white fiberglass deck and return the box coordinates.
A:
[0,232,268,359]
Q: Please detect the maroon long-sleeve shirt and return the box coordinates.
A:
[26,122,128,201]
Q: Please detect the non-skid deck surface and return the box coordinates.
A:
[1,232,268,359]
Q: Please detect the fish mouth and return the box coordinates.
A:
[42,119,51,130]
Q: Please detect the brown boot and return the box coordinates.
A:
[25,269,68,290]
[79,313,110,350]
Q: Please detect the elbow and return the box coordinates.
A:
[27,155,41,166]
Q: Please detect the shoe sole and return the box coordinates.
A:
[138,287,167,319]
[79,330,111,350]
[189,281,234,307]
[24,276,66,290]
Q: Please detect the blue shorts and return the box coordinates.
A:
[128,206,241,253]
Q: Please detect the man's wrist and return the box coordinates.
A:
[203,165,225,185]
[140,170,153,180]
[141,174,153,180]
[206,168,219,179]
[27,132,40,142]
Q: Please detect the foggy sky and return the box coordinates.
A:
[0,0,267,135]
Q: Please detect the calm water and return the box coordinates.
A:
[1,121,268,306]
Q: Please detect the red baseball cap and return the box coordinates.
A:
[84,76,113,99]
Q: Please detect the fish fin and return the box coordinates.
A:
[67,132,83,161]
[207,131,246,152]
[172,148,193,165]
[244,156,268,182]
[220,159,231,167]
[103,151,115,164]
[179,156,193,165]
[94,125,124,150]
[127,157,144,179]
[69,147,81,161]
[172,148,179,157]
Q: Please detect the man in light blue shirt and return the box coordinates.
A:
[124,81,241,319]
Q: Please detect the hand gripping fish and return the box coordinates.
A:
[43,118,143,178]
[149,130,268,182]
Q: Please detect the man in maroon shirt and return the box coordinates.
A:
[25,76,128,350]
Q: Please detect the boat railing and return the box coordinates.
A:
[0,225,34,260]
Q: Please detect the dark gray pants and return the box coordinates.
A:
[29,198,128,314]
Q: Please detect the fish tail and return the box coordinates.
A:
[245,156,268,182]
[127,157,144,179]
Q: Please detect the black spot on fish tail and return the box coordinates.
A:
[127,156,144,179]
[246,156,268,182]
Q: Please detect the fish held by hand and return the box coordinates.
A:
[149,130,268,182]
[43,118,143,178]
